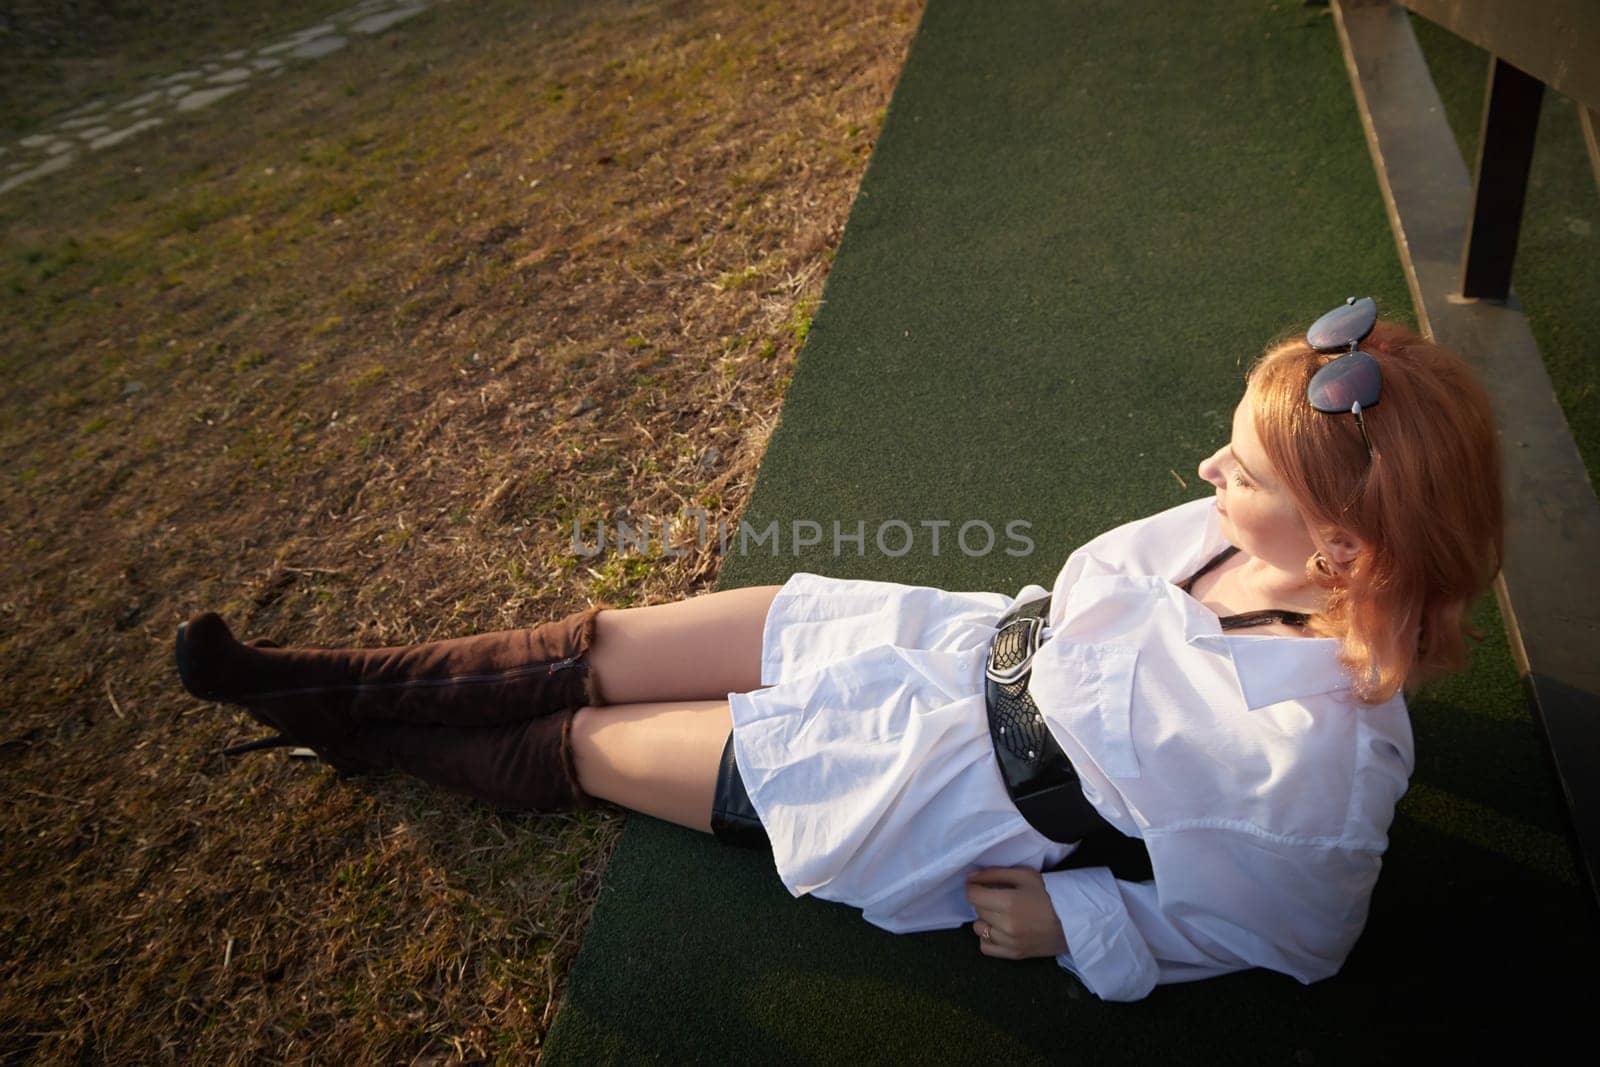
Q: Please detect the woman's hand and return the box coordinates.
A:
[965,867,1070,960]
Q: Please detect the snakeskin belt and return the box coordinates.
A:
[984,596,1125,845]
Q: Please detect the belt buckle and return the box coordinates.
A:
[985,614,1044,686]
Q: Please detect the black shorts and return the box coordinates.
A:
[710,729,769,849]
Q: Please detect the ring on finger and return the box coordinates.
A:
[978,921,992,942]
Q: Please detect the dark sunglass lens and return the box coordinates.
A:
[1307,351,1382,413]
[1306,296,1378,352]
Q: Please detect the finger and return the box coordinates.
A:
[975,917,1011,946]
[976,867,1027,887]
[966,884,1015,913]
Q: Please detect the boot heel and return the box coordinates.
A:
[220,734,316,758]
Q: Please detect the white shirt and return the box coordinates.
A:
[1028,496,1415,1001]
[728,496,1414,1004]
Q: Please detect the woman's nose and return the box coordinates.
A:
[1197,447,1226,489]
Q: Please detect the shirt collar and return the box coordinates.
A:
[1197,631,1353,710]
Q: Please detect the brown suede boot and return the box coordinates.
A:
[331,707,596,814]
[174,606,609,758]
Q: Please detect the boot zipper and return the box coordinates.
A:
[244,655,582,701]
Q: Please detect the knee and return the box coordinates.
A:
[568,705,605,799]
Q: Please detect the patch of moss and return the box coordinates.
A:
[715,264,763,290]
[18,237,85,283]
[167,190,246,236]
[586,553,655,607]
[789,297,817,348]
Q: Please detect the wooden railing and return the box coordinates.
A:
[1333,0,1600,914]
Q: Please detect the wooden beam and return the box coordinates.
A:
[1399,0,1600,113]
[1332,0,1600,915]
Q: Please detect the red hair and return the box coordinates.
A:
[1246,321,1505,703]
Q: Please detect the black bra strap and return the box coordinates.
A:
[1178,544,1312,630]
[1219,609,1310,630]
[1179,545,1240,594]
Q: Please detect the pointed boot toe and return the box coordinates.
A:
[176,611,359,748]
[175,611,240,703]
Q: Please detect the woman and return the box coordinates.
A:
[174,299,1505,1002]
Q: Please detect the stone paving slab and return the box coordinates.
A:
[0,0,442,198]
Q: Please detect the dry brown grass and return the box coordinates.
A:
[0,0,924,1060]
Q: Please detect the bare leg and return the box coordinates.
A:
[570,700,733,832]
[588,584,782,705]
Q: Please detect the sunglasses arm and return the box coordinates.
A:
[1351,400,1374,459]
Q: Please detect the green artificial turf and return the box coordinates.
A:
[545,2,1597,1060]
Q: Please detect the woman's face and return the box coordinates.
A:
[1196,390,1321,575]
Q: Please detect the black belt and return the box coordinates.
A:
[985,597,1153,882]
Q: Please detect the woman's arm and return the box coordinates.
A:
[972,827,1385,1002]
[1047,828,1383,1001]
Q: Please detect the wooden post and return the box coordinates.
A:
[1460,56,1544,300]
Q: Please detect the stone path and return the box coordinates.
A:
[0,0,437,198]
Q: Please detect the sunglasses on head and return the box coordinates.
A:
[1305,296,1381,459]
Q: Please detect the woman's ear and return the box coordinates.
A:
[1325,530,1365,566]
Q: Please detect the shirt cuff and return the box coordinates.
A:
[1042,866,1160,1002]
